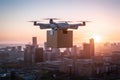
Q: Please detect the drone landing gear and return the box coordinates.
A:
[50,29,54,36]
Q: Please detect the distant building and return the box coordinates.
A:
[90,38,95,58]
[65,48,71,56]
[35,48,44,63]
[80,38,95,59]
[24,37,39,63]
[17,46,22,51]
[24,45,33,63]
[75,59,93,77]
[44,50,52,61]
[59,59,94,77]
[44,42,49,51]
[11,47,16,52]
[71,45,77,56]
[32,37,37,47]
[83,43,90,58]
[111,51,120,64]
[51,48,60,60]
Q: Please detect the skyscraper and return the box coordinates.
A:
[24,37,41,64]
[81,38,95,59]
[83,43,90,58]
[32,37,37,46]
[35,48,44,63]
[24,45,33,63]
[90,38,95,58]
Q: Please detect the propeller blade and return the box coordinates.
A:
[43,18,60,20]
[28,20,41,22]
[58,21,73,23]
[76,21,91,22]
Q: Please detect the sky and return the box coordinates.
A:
[0,0,120,44]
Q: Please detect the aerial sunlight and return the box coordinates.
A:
[92,35,102,43]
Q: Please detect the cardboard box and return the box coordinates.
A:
[47,30,73,48]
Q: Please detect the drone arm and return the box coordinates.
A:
[69,24,79,29]
[68,22,86,29]
[77,22,86,26]
[38,24,51,29]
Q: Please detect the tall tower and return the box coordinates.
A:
[90,38,95,57]
[35,48,44,63]
[83,43,90,58]
[32,37,37,46]
[81,38,95,59]
[24,45,33,64]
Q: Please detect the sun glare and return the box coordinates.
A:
[92,35,102,42]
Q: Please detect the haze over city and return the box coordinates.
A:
[0,0,120,44]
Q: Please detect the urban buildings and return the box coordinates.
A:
[0,37,120,80]
[24,37,43,64]
[80,38,95,59]
[35,48,44,63]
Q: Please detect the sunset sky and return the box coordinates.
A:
[0,0,120,44]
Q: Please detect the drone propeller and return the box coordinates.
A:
[43,18,60,20]
[58,21,73,23]
[28,20,41,22]
[76,21,91,22]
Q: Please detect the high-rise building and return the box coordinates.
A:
[44,42,49,51]
[83,43,90,58]
[81,38,95,59]
[51,48,60,60]
[24,37,42,63]
[71,45,77,56]
[24,45,33,63]
[35,48,44,63]
[90,38,95,58]
[11,47,16,52]
[17,46,22,51]
[32,37,37,46]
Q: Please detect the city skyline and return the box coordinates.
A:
[0,0,120,44]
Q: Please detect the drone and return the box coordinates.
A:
[29,18,89,35]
